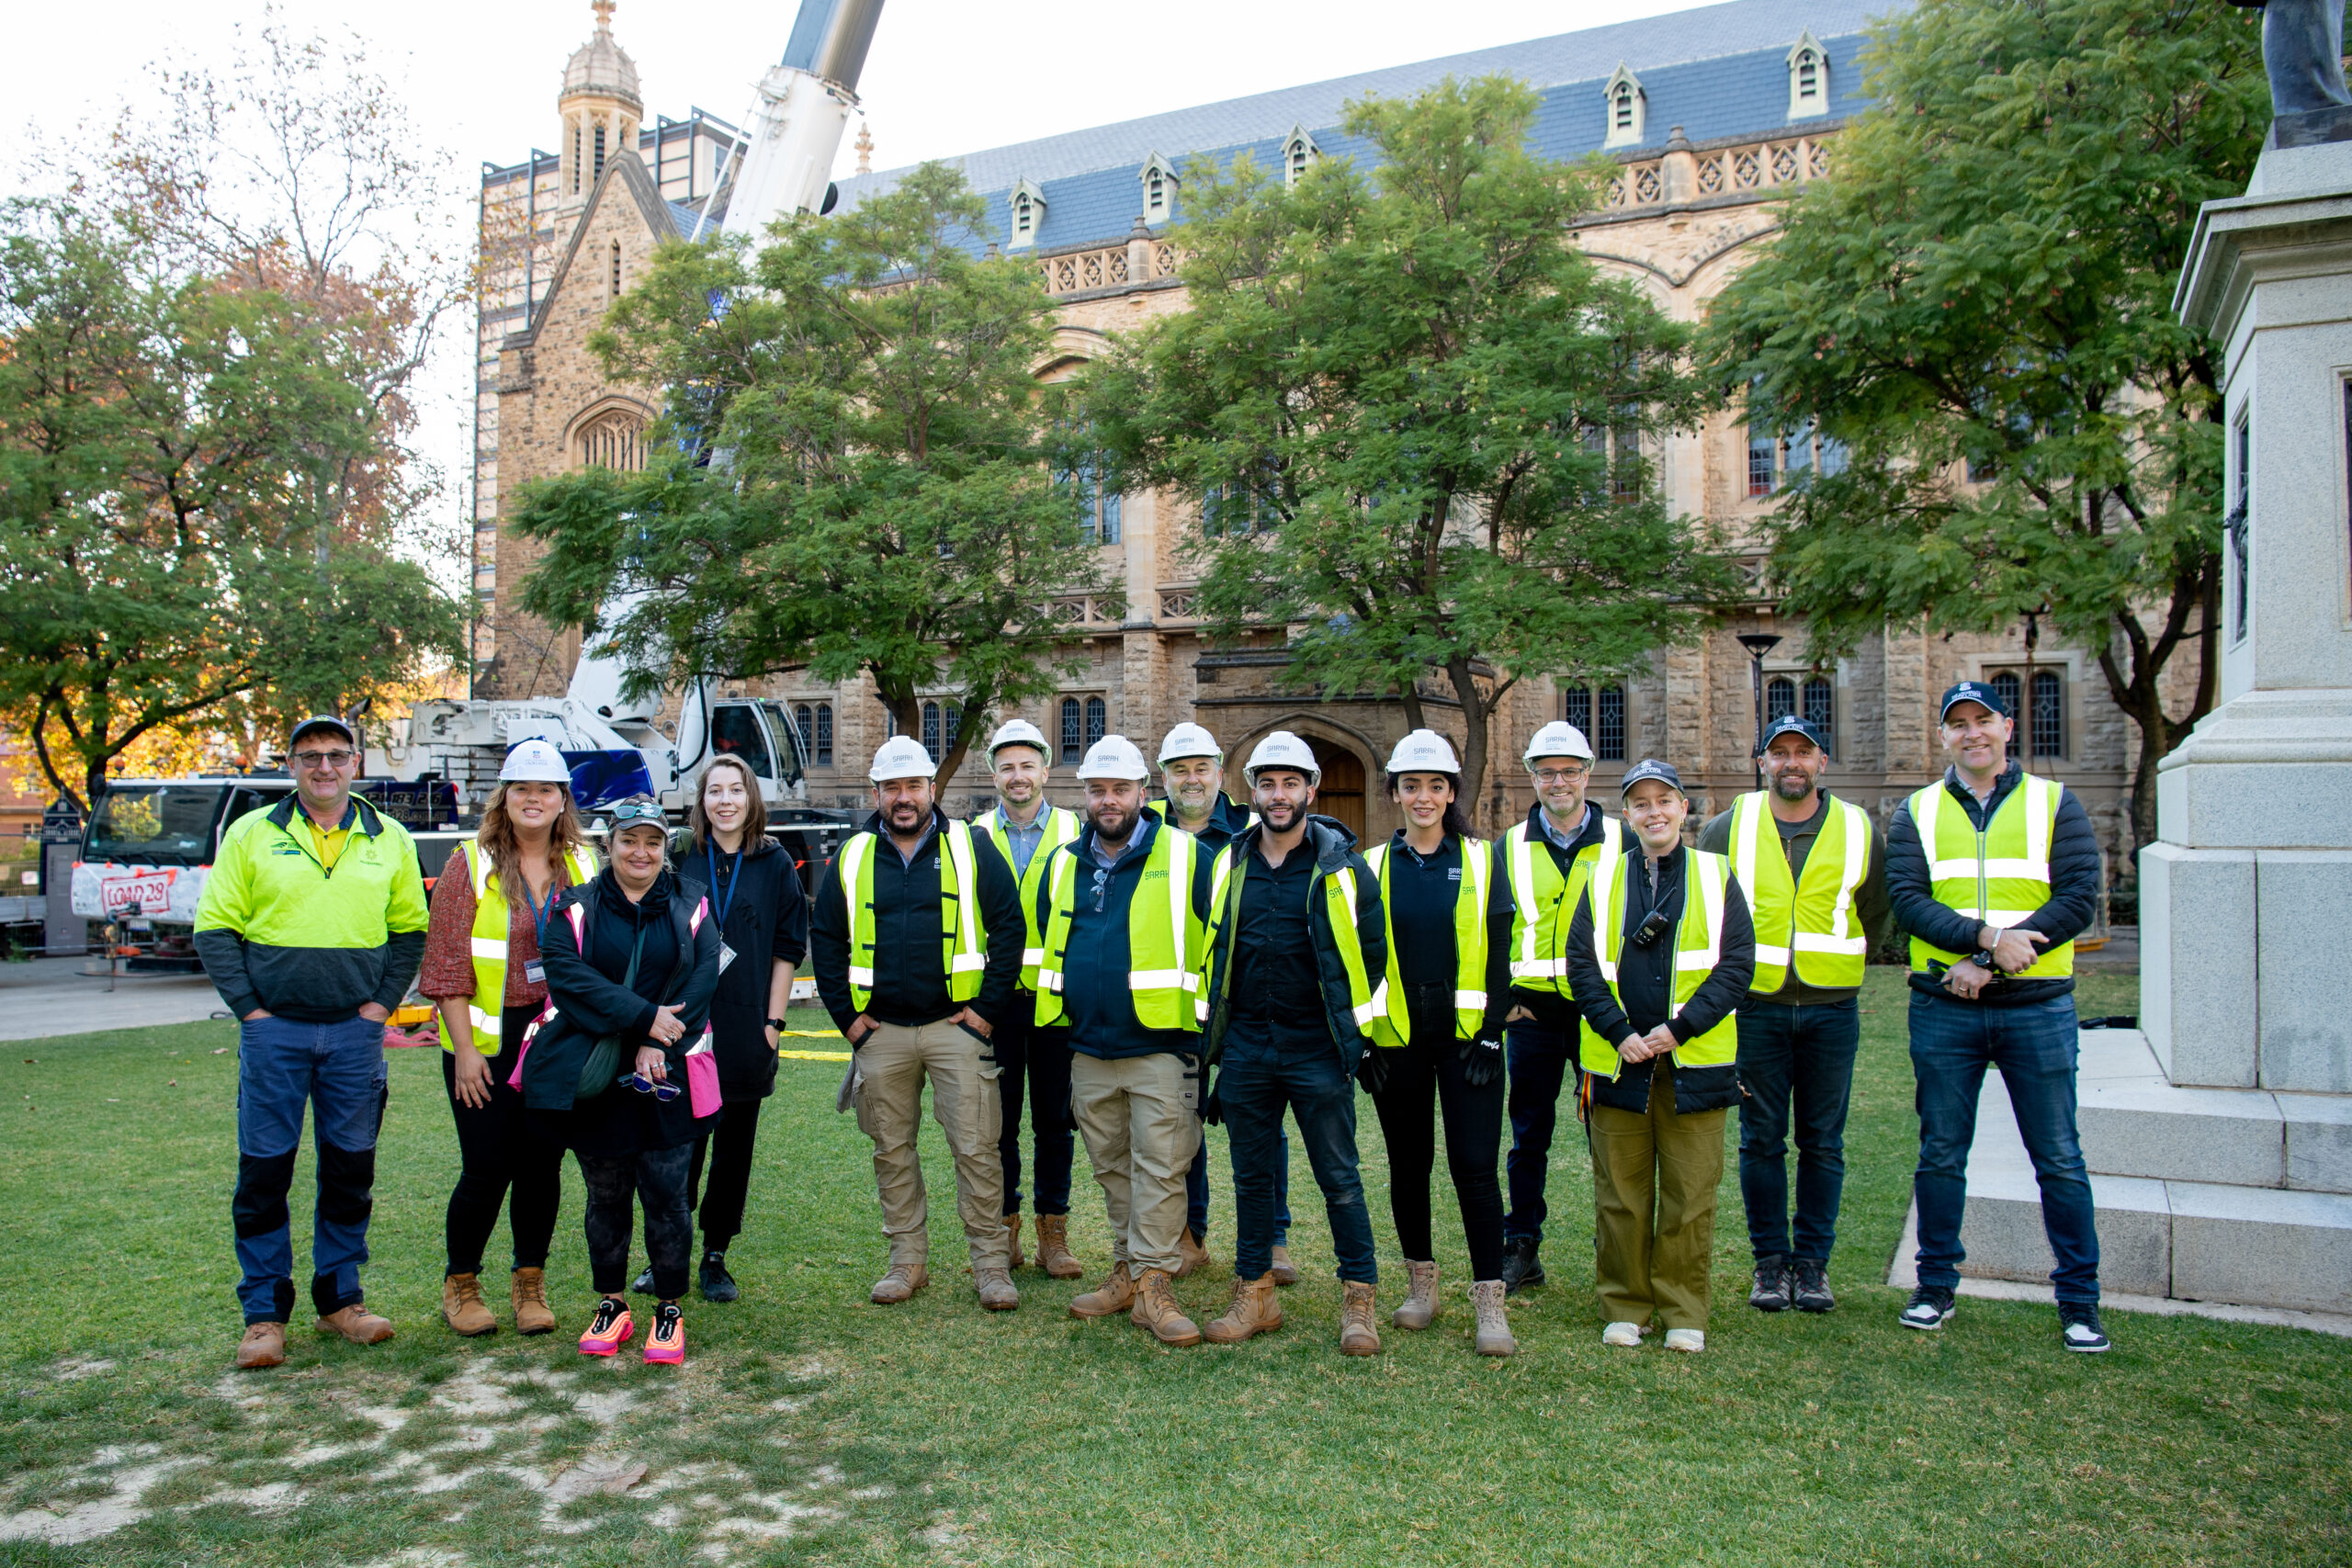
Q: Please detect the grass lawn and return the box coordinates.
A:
[0,968,2346,1566]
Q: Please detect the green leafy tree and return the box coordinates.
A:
[1082,75,1727,816]
[511,164,1115,783]
[1703,0,2265,850]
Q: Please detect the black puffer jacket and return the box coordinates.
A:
[1201,816,1388,1069]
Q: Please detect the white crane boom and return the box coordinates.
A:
[694,0,885,243]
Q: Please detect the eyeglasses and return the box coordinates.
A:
[290,750,356,769]
[1532,766,1588,784]
[617,1072,683,1101]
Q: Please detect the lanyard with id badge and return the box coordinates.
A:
[707,844,742,976]
[514,869,560,987]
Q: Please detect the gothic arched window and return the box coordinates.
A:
[577,410,646,472]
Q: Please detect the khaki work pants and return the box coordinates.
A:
[853,1021,1010,1271]
[1590,1059,1727,1331]
[1069,1050,1199,1278]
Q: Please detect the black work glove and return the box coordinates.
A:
[1459,1033,1505,1088]
[1355,1046,1394,1097]
[1201,1077,1224,1126]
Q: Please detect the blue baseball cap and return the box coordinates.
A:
[1756,714,1833,757]
[288,714,355,747]
[1939,681,2011,721]
[1619,759,1686,797]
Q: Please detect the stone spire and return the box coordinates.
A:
[854,122,874,175]
[558,0,643,212]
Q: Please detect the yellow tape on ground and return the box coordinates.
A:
[781,1048,852,1062]
[782,1030,843,1038]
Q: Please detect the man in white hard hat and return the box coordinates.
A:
[969,719,1085,1280]
[1034,735,1218,1346]
[1197,731,1389,1357]
[811,736,1026,1311]
[1495,718,1626,1294]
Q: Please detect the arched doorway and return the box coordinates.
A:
[1307,739,1366,840]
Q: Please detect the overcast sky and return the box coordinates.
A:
[3,0,1691,579]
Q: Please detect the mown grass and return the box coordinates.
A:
[0,969,2346,1566]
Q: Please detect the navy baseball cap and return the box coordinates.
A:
[1619,759,1686,797]
[288,714,356,746]
[1756,714,1833,757]
[1939,681,2010,721]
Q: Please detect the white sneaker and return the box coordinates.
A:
[1601,1321,1643,1348]
[1664,1327,1705,1354]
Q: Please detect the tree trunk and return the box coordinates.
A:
[1443,656,1492,830]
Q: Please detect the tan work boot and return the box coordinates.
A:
[1069,1263,1137,1319]
[1203,1273,1283,1344]
[1129,1268,1203,1347]
[1174,1227,1212,1279]
[1005,1213,1027,1270]
[976,1268,1020,1311]
[1392,1259,1440,1330]
[235,1322,286,1371]
[511,1267,557,1336]
[1340,1281,1381,1356]
[1034,1213,1083,1280]
[316,1303,395,1345]
[1470,1279,1519,1357]
[441,1273,496,1337]
[870,1262,929,1304]
[1270,1243,1300,1286]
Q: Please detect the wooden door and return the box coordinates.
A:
[1307,739,1366,840]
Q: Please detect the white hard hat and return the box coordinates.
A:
[868,735,937,783]
[1157,722,1223,766]
[1385,728,1461,775]
[987,717,1052,762]
[1075,734,1150,781]
[1242,730,1321,787]
[500,738,573,784]
[1524,720,1596,766]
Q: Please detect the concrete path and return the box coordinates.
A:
[0,956,230,1042]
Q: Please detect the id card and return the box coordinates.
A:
[524,960,546,986]
[717,941,737,976]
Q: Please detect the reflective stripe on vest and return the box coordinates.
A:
[436,840,600,1057]
[1577,848,1740,1078]
[974,805,1081,990]
[1906,773,2074,980]
[1364,839,1490,1047]
[1728,791,1872,992]
[1031,823,1204,1032]
[1204,841,1379,1040]
[1503,815,1622,994]
[840,819,989,1015]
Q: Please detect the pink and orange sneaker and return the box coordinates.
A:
[644,1302,684,1365]
[578,1296,633,1356]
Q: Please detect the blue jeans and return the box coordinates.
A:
[1736,999,1860,1263]
[1188,1114,1290,1243]
[1217,1033,1375,1284]
[1503,1018,1576,1245]
[232,1014,389,1324]
[1910,992,2099,1303]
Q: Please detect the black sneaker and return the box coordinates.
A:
[630,1266,657,1295]
[1899,1285,1956,1330]
[2059,1302,2110,1354]
[1748,1254,1794,1312]
[1792,1258,1837,1314]
[698,1251,739,1303]
[1498,1236,1545,1296]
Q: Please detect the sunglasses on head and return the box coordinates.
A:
[608,801,665,828]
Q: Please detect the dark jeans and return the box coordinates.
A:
[582,1143,695,1301]
[1370,1000,1507,1279]
[1187,1112,1292,1242]
[1910,991,2100,1303]
[686,1097,763,1249]
[232,1014,388,1325]
[1735,998,1861,1264]
[1218,1032,1376,1284]
[442,1020,564,1277]
[995,1014,1073,1216]
[1503,1017,1576,1246]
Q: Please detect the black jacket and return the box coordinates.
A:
[810,809,1024,1034]
[1886,763,2101,1007]
[1566,844,1756,1115]
[696,835,809,1100]
[1203,816,1388,1068]
[1501,801,1616,1032]
[1037,816,1212,1060]
[1376,830,1516,1043]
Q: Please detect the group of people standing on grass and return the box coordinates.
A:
[197,671,2112,1371]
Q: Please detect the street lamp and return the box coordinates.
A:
[1736,632,1782,790]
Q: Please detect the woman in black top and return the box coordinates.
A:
[524,796,720,1364]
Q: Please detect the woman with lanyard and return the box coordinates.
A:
[1357,730,1520,1356]
[520,795,721,1364]
[420,739,601,1337]
[626,755,808,1303]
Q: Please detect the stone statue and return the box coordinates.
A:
[2228,0,2352,144]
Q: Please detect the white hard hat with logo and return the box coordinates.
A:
[1157,722,1223,766]
[987,717,1052,763]
[1242,730,1321,787]
[1385,728,1462,775]
[868,735,937,783]
[1075,734,1151,781]
[500,738,573,784]
[1523,720,1596,766]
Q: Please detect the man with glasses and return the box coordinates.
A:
[1495,720,1625,1293]
[197,716,431,1370]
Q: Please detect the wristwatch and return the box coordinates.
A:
[766,1017,786,1032]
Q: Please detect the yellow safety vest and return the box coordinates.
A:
[1577,848,1741,1077]
[972,804,1082,991]
[1205,841,1379,1040]
[1502,812,1623,997]
[1726,791,1873,992]
[1031,822,1204,1031]
[838,818,989,1014]
[1363,837,1490,1047]
[437,840,602,1056]
[1906,773,2074,980]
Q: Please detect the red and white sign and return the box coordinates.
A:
[99,871,174,915]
